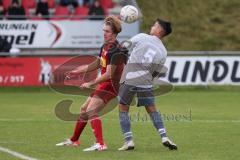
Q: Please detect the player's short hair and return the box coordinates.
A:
[104,16,122,34]
[156,18,172,36]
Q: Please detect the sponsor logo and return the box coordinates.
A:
[0,32,35,46]
[165,57,240,84]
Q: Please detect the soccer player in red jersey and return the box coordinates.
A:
[56,16,127,151]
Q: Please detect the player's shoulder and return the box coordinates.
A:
[157,39,167,53]
[108,41,121,54]
[105,40,128,55]
[130,33,149,43]
[102,41,118,52]
[137,33,148,36]
[105,41,128,64]
[135,33,149,38]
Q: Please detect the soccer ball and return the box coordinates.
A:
[120,5,139,23]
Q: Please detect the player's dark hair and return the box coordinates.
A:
[156,18,172,36]
[104,16,122,34]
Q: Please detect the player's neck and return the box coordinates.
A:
[152,34,161,40]
[106,38,116,44]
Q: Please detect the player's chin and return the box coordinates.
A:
[104,38,111,43]
[149,30,154,35]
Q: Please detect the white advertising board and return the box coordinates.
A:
[0,20,139,48]
[163,56,240,85]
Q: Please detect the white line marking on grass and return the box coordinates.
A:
[0,118,54,122]
[192,120,240,123]
[0,141,26,144]
[0,146,39,160]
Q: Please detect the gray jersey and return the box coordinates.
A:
[120,33,167,87]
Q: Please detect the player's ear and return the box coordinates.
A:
[157,27,163,37]
[160,30,166,37]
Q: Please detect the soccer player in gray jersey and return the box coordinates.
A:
[118,18,177,151]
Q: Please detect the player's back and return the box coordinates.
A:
[121,33,167,87]
[128,33,167,65]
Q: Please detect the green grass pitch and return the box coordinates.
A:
[0,87,240,160]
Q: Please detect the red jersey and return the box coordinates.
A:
[99,40,127,84]
[90,41,127,103]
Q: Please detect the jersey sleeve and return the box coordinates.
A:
[106,45,128,66]
[151,54,167,78]
[152,65,168,78]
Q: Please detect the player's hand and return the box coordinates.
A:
[80,82,94,89]
[65,70,79,76]
[64,70,79,79]
[65,65,87,79]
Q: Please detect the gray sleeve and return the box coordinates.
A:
[152,64,168,78]
[151,49,167,78]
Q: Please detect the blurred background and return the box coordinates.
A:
[0,0,239,87]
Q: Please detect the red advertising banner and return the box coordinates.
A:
[0,57,71,86]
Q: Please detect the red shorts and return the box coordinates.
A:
[90,82,119,104]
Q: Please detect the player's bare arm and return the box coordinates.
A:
[80,64,117,89]
[65,58,100,77]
